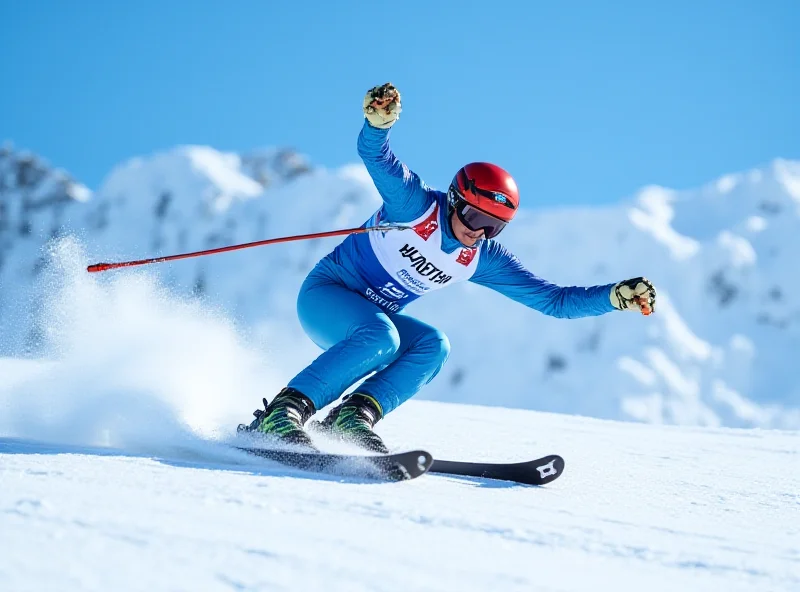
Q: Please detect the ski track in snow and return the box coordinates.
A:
[1,402,798,592]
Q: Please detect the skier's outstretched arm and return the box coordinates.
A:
[470,242,656,318]
[357,83,432,222]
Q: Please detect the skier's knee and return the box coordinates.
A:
[357,320,401,359]
[425,328,451,366]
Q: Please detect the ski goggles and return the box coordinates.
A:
[451,197,508,239]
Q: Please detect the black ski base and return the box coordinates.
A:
[236,446,433,482]
[430,454,565,486]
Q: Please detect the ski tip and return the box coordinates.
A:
[528,454,565,485]
[429,453,566,486]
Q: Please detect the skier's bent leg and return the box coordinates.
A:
[287,277,401,411]
[314,314,450,452]
[357,314,451,415]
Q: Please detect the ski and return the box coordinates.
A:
[235,446,433,482]
[430,454,565,486]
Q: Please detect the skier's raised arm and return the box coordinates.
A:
[357,83,432,221]
[470,241,656,318]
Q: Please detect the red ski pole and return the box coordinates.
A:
[87,223,411,273]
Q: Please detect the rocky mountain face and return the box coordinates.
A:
[0,144,91,274]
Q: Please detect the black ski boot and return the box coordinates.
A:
[313,393,389,454]
[238,387,317,450]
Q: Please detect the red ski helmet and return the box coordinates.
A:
[447,162,519,238]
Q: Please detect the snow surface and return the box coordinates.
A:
[1,242,798,591]
[2,399,798,591]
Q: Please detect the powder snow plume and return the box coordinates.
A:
[0,237,282,454]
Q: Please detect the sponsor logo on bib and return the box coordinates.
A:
[379,281,409,300]
[456,248,477,266]
[413,205,439,241]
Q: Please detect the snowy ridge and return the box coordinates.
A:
[0,143,91,275]
[0,142,798,429]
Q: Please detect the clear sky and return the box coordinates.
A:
[2,0,798,208]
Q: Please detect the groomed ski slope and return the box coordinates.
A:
[2,400,797,592]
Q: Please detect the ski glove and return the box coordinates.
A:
[610,277,657,315]
[363,83,401,129]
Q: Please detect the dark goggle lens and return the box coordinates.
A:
[455,201,507,239]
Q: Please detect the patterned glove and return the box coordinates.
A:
[363,83,402,129]
[610,277,657,315]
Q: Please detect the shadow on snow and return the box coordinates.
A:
[0,436,397,485]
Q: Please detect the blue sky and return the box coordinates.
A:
[2,0,798,208]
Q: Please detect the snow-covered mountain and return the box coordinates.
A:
[1,141,799,429]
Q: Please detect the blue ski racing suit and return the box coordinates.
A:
[287,121,617,416]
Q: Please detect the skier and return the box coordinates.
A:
[240,82,657,454]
